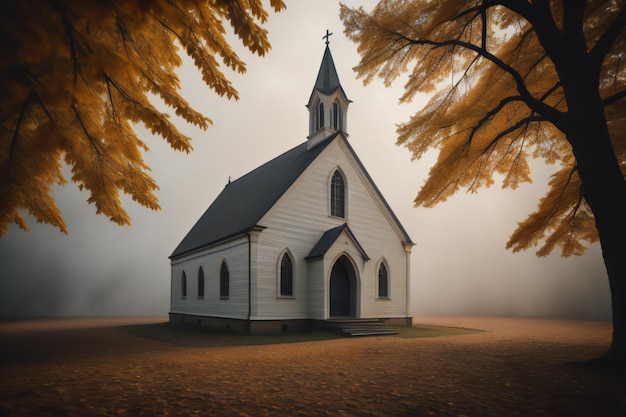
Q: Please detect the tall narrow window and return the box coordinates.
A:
[332,102,339,130]
[378,263,389,298]
[181,271,187,299]
[220,262,229,299]
[330,170,345,218]
[197,267,204,298]
[318,102,324,130]
[314,100,319,131]
[280,253,293,297]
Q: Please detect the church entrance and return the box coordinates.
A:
[329,256,357,318]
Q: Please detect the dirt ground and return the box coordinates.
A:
[0,316,624,417]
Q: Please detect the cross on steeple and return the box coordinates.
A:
[322,29,333,45]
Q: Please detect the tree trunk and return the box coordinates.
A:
[565,87,626,368]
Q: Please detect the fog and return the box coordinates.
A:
[0,1,611,321]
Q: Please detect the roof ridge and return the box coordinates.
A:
[338,138,414,245]
[170,135,339,258]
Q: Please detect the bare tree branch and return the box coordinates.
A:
[6,92,34,185]
[392,31,566,128]
[603,89,626,107]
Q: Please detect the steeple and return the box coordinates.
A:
[313,46,342,95]
[306,34,351,150]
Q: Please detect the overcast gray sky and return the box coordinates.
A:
[0,1,611,320]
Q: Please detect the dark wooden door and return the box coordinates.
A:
[330,261,350,317]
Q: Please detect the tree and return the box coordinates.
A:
[0,0,284,236]
[341,0,626,366]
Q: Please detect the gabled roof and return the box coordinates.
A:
[171,132,414,259]
[307,45,351,106]
[340,138,414,247]
[170,133,339,259]
[305,223,370,261]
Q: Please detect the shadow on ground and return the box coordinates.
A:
[119,321,482,348]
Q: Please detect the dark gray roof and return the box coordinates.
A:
[170,134,339,258]
[305,223,370,261]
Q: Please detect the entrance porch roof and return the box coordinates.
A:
[305,223,370,261]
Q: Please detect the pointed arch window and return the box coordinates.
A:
[220,262,229,299]
[317,102,324,130]
[332,101,340,130]
[197,267,205,299]
[280,252,294,297]
[378,263,389,299]
[330,170,345,218]
[181,271,187,299]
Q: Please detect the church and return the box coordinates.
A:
[169,40,414,333]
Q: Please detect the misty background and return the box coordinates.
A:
[0,1,611,321]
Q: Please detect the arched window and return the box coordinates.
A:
[280,253,293,297]
[378,263,389,298]
[318,102,324,130]
[197,267,204,299]
[220,262,229,299]
[332,101,340,130]
[330,170,345,218]
[181,271,187,299]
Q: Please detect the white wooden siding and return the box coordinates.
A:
[255,138,409,319]
[306,260,325,319]
[170,236,249,319]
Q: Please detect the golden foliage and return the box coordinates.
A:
[342,0,625,256]
[0,0,285,235]
[507,162,598,257]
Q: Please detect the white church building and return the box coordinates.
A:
[169,43,414,333]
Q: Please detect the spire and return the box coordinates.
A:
[313,45,342,95]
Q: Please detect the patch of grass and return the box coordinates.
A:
[393,324,483,338]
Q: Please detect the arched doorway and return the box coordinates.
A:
[329,255,357,318]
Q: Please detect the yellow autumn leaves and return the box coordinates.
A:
[342,0,625,256]
[0,0,284,235]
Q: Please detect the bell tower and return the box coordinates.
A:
[306,31,351,150]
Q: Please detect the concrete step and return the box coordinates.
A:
[333,323,388,329]
[326,319,381,324]
[346,330,399,337]
[324,319,398,337]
